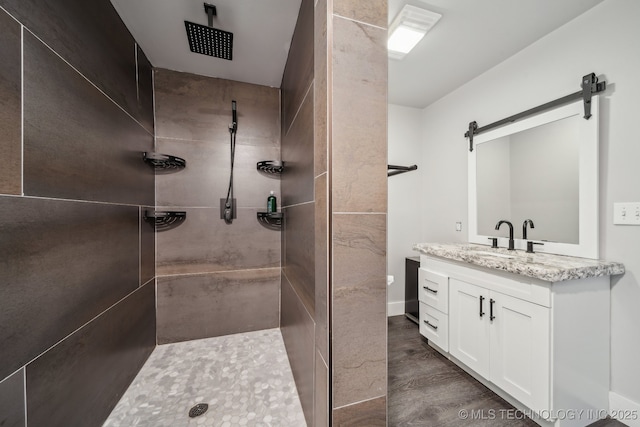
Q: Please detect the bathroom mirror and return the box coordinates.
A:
[468,98,599,259]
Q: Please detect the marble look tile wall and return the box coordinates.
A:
[329,0,388,423]
[0,2,156,426]
[280,0,319,424]
[153,69,281,343]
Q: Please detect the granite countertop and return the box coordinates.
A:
[413,243,625,282]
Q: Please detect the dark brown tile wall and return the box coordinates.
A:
[154,69,281,344]
[0,0,152,130]
[315,174,329,363]
[0,197,139,380]
[0,9,21,195]
[0,369,25,427]
[281,277,315,427]
[329,2,388,423]
[0,1,156,424]
[23,32,154,206]
[333,396,387,426]
[283,201,316,316]
[315,353,329,427]
[26,282,155,427]
[156,269,280,344]
[281,0,314,134]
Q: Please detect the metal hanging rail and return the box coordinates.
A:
[464,72,607,152]
[388,164,418,177]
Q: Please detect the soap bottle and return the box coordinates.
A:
[267,191,277,213]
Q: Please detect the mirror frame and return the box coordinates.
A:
[468,98,599,259]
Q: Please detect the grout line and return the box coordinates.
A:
[284,80,314,138]
[333,211,387,215]
[22,282,152,371]
[23,368,27,427]
[138,206,142,287]
[333,394,387,411]
[22,27,152,137]
[0,193,150,208]
[134,43,139,103]
[332,13,387,31]
[154,205,276,210]
[282,200,315,209]
[156,266,281,279]
[314,171,328,180]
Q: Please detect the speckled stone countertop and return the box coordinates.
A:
[413,243,625,282]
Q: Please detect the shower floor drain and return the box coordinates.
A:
[188,403,209,418]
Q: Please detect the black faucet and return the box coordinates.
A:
[495,220,515,250]
[522,219,535,240]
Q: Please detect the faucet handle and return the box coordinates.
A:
[526,241,544,253]
[488,237,498,248]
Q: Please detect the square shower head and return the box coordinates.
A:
[184,21,233,60]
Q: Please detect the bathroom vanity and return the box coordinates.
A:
[413,243,624,427]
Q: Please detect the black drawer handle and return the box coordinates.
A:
[423,286,438,294]
[479,295,485,317]
[490,298,496,321]
[423,320,438,331]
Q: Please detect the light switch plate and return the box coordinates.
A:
[613,202,640,225]
[456,222,462,231]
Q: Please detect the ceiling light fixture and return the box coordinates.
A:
[388,4,442,60]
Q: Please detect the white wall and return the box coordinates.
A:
[388,104,423,315]
[420,0,640,408]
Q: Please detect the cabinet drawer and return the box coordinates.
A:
[418,268,449,313]
[419,302,449,353]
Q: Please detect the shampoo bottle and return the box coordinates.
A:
[267,191,277,213]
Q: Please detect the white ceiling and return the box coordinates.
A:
[111,0,604,107]
[389,0,604,108]
[110,0,302,88]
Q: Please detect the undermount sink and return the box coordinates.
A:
[472,251,515,259]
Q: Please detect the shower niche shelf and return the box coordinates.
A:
[143,152,186,171]
[257,160,284,175]
[144,210,186,231]
[257,212,283,228]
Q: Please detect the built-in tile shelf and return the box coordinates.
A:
[256,160,283,175]
[143,152,186,171]
[144,210,186,231]
[257,212,283,229]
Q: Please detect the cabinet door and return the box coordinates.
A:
[449,278,490,378]
[489,292,550,413]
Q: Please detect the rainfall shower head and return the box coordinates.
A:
[185,3,233,60]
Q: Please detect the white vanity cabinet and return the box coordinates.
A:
[418,268,449,353]
[419,253,615,427]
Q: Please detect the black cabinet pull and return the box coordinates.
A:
[489,298,496,321]
[479,295,485,317]
[423,285,438,294]
[423,320,438,331]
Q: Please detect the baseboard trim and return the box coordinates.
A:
[387,302,404,317]
[609,391,640,427]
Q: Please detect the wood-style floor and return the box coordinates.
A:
[388,315,625,427]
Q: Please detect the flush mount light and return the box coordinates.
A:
[388,4,442,60]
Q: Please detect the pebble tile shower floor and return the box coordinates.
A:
[104,329,306,427]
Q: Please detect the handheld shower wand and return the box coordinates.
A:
[223,100,238,224]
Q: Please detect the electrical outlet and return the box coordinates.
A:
[613,202,640,225]
[456,222,462,232]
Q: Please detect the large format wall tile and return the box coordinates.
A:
[26,282,155,427]
[333,396,387,426]
[332,213,387,407]
[157,268,280,344]
[156,207,280,275]
[281,277,315,427]
[315,174,329,361]
[332,17,387,213]
[314,0,329,178]
[315,353,329,427]
[0,196,139,380]
[155,138,280,208]
[0,369,25,427]
[0,0,142,124]
[0,9,21,195]
[283,201,315,316]
[136,46,155,134]
[23,33,154,205]
[140,206,155,285]
[282,85,315,207]
[281,0,314,134]
[154,69,280,145]
[334,0,388,28]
